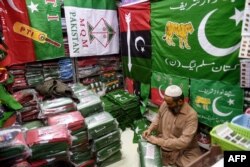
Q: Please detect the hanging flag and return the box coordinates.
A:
[119,1,151,83]
[64,0,119,57]
[0,0,36,66]
[25,0,65,60]
[151,0,244,84]
[190,79,243,127]
[151,71,189,106]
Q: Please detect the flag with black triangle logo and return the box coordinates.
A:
[64,0,119,57]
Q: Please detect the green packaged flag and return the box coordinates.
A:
[138,139,162,167]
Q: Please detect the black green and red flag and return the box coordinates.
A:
[119,0,151,83]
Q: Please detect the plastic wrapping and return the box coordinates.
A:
[26,124,71,161]
[138,139,162,167]
[39,97,77,118]
[77,95,103,117]
[85,112,118,139]
[96,141,121,162]
[47,111,85,131]
[0,127,31,162]
[92,130,121,152]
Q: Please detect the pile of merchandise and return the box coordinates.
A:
[102,89,142,130]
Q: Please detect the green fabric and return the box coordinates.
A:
[138,139,162,167]
[25,0,65,60]
[93,130,120,151]
[0,84,22,110]
[72,131,88,146]
[85,112,118,139]
[122,57,152,84]
[190,79,244,127]
[132,118,150,143]
[70,150,92,165]
[77,95,103,117]
[151,71,189,97]
[97,150,122,167]
[64,0,117,10]
[105,89,139,109]
[0,111,14,128]
[96,141,121,162]
[140,83,150,114]
[151,0,244,84]
[22,120,44,130]
[30,142,68,160]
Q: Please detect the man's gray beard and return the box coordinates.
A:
[169,106,181,115]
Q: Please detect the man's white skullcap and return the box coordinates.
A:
[165,85,182,97]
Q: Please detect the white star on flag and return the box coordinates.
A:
[230,8,243,26]
[114,94,122,98]
[28,1,39,13]
[227,99,234,105]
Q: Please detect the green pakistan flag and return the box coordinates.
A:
[151,0,244,84]
[26,0,65,60]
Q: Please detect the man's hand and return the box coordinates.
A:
[142,129,151,139]
[146,135,158,145]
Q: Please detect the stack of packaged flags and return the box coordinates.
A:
[13,89,41,122]
[71,83,103,117]
[58,58,74,81]
[8,64,27,91]
[47,111,92,166]
[25,124,71,165]
[85,111,121,165]
[101,96,121,118]
[25,63,44,86]
[39,97,77,118]
[105,89,142,130]
[42,62,60,81]
[77,57,100,79]
[0,127,30,166]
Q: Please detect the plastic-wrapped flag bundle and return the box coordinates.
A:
[58,58,73,80]
[39,97,77,118]
[85,111,119,139]
[138,139,162,167]
[13,89,41,122]
[0,127,31,165]
[25,124,71,162]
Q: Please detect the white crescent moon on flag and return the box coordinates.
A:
[7,0,23,13]
[135,36,145,51]
[198,9,240,57]
[212,96,232,117]
[158,85,165,99]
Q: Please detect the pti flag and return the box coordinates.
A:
[25,0,65,60]
[151,0,244,84]
[0,0,36,66]
[151,71,189,106]
[119,1,151,84]
[64,0,119,57]
[190,79,243,127]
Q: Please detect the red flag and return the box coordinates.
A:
[0,0,35,66]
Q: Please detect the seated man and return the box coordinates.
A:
[142,85,201,167]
